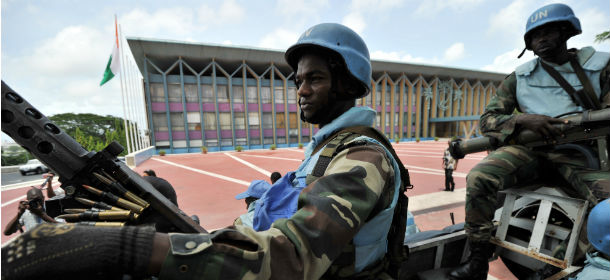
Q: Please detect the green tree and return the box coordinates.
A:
[595,30,610,43]
[49,113,130,156]
[1,145,32,166]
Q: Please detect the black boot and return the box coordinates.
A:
[448,241,493,280]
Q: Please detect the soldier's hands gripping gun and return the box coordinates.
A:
[1,81,206,233]
[449,109,610,170]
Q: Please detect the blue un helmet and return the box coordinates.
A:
[285,23,371,98]
[587,198,610,255]
[523,3,581,50]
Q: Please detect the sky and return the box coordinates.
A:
[1,0,609,143]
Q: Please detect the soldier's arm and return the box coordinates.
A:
[479,72,520,143]
[158,144,393,279]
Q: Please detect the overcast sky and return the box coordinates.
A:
[1,0,609,142]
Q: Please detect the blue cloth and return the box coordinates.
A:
[569,252,609,280]
[235,180,271,200]
[253,106,376,231]
[238,202,257,228]
[515,47,609,117]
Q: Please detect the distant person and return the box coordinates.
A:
[140,176,180,232]
[443,141,458,192]
[42,172,64,200]
[4,187,60,235]
[143,169,157,177]
[270,171,282,184]
[233,180,271,228]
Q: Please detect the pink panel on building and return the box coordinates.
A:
[155,131,169,141]
[202,104,215,111]
[169,103,183,112]
[276,129,286,136]
[220,130,232,138]
[263,129,274,137]
[262,104,272,112]
[205,130,217,138]
[301,128,310,135]
[248,103,259,111]
[233,104,245,111]
[186,103,199,111]
[235,130,247,138]
[218,103,230,112]
[275,104,285,111]
[189,130,202,139]
[250,130,260,137]
[288,104,298,111]
[172,131,186,140]
[151,102,166,112]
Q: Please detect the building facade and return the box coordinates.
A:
[127,38,507,153]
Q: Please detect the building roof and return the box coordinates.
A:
[127,37,507,83]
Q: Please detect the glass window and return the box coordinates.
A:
[168,84,182,102]
[376,114,381,127]
[261,87,271,103]
[203,112,216,130]
[188,123,200,131]
[217,86,229,103]
[235,112,246,129]
[202,85,214,102]
[262,112,273,129]
[185,84,198,103]
[287,87,297,104]
[170,113,184,131]
[274,87,284,104]
[233,86,244,103]
[247,86,258,103]
[365,93,372,106]
[186,112,200,123]
[150,83,165,102]
[276,112,285,129]
[375,87,382,106]
[219,113,232,130]
[248,112,260,126]
[386,87,391,106]
[152,113,168,132]
[289,113,298,129]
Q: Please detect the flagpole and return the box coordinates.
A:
[116,16,131,155]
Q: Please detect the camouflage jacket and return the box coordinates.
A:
[159,111,396,279]
[480,48,610,143]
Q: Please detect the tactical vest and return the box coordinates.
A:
[252,126,411,275]
[515,47,610,117]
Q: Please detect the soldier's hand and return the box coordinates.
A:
[515,114,568,140]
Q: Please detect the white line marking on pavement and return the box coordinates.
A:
[151,158,249,186]
[239,154,302,162]
[224,153,271,177]
[282,149,305,153]
[1,195,26,208]
[404,165,467,177]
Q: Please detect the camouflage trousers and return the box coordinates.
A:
[465,145,610,243]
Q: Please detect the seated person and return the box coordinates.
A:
[4,187,60,235]
[142,169,157,177]
[270,171,282,184]
[233,180,271,228]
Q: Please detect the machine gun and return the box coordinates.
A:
[1,81,206,233]
[449,108,610,171]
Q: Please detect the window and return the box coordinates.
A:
[152,113,168,132]
[233,86,244,103]
[168,84,182,102]
[235,112,246,129]
[262,113,273,129]
[185,84,198,103]
[218,86,229,103]
[150,83,165,102]
[248,112,260,127]
[219,113,232,130]
[274,87,284,104]
[386,87,391,106]
[202,85,214,102]
[375,88,382,106]
[204,112,216,130]
[287,87,297,104]
[170,113,184,131]
[247,86,258,103]
[276,112,285,129]
[261,87,271,103]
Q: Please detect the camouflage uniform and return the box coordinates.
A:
[465,50,610,243]
[160,127,396,279]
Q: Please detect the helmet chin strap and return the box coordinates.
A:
[517,47,527,59]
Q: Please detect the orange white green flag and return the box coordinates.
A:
[100,16,121,86]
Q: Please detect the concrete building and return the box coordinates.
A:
[127,38,506,154]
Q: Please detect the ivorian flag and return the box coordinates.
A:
[100,16,121,86]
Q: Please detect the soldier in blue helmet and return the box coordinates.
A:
[450,3,610,280]
[2,23,411,280]
[569,198,610,279]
